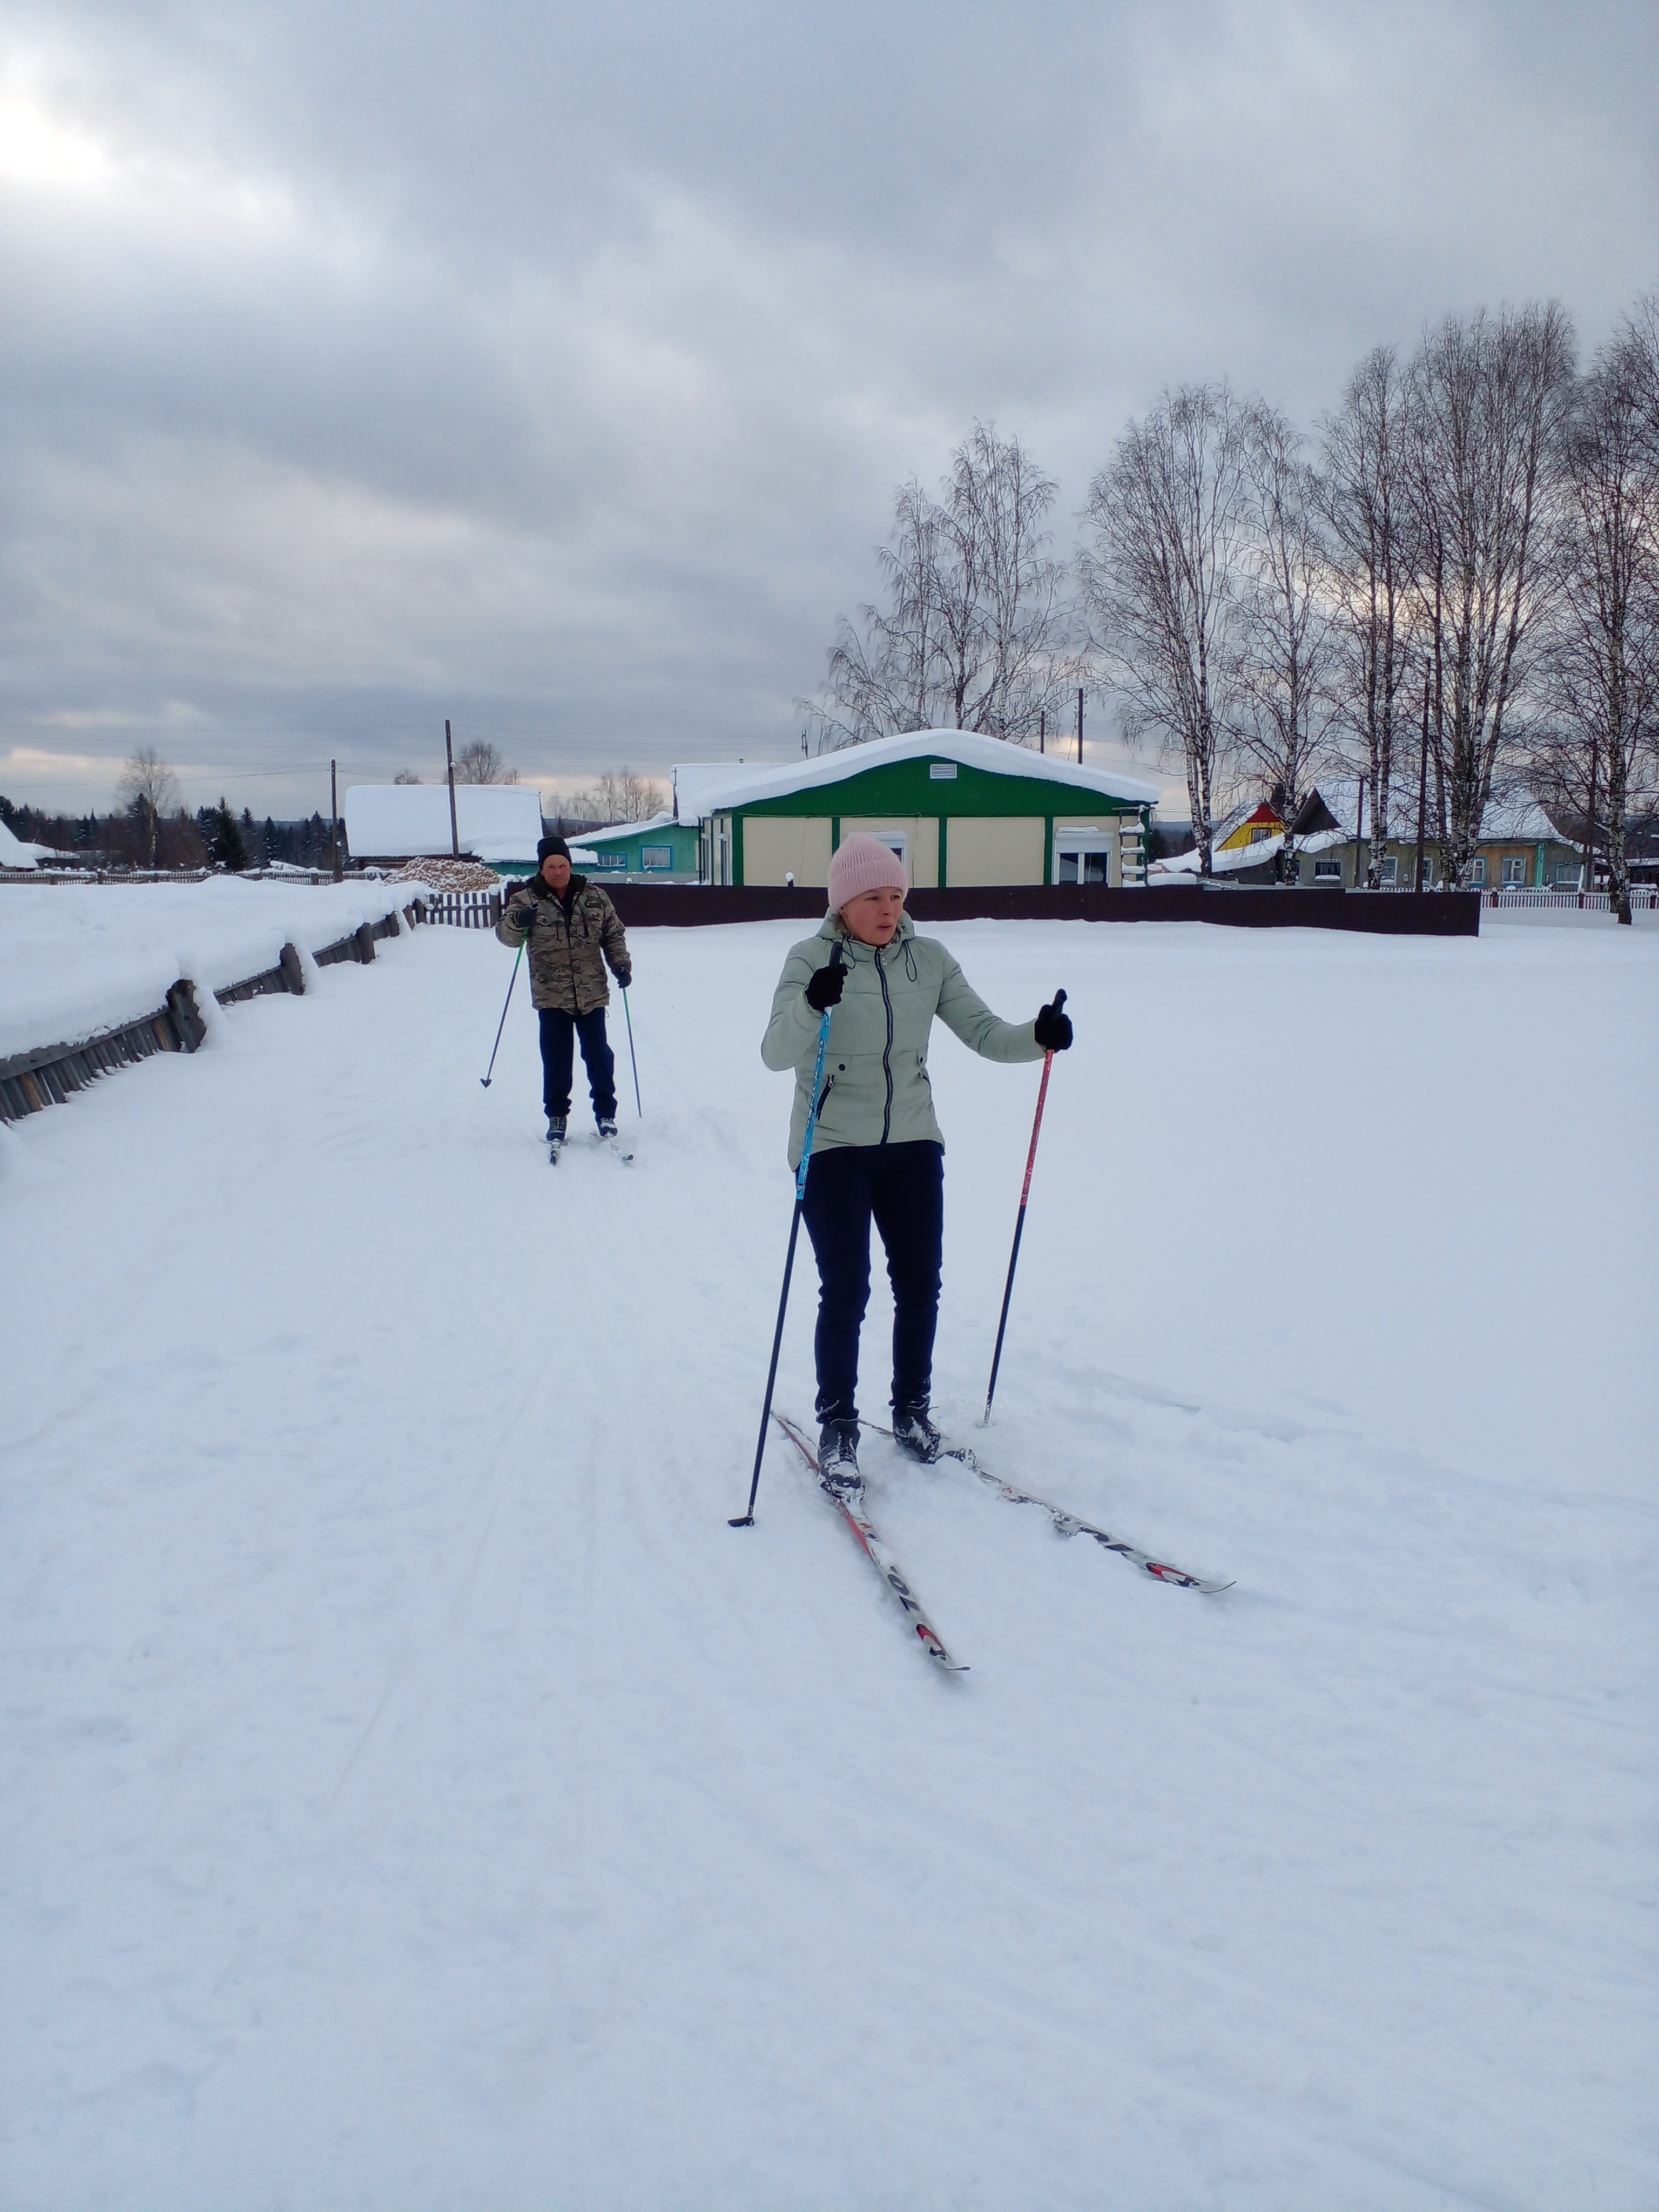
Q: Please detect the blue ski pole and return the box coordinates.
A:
[730,943,844,1527]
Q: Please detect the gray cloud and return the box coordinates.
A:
[2,0,1655,813]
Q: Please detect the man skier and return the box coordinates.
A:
[497,835,632,1156]
[761,832,1071,1483]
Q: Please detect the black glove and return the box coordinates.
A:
[804,959,846,1012]
[615,968,632,990]
[512,902,535,933]
[1034,990,1071,1051]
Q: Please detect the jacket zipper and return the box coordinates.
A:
[876,945,894,1144]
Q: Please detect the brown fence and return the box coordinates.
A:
[597,884,1481,935]
[0,901,421,1124]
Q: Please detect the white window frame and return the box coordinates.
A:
[1054,828,1114,885]
[1501,855,1527,888]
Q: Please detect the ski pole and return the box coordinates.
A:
[621,984,642,1117]
[480,940,524,1088]
[730,944,844,1528]
[982,988,1065,1425]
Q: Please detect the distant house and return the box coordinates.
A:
[343,785,545,872]
[671,729,1161,888]
[568,811,700,882]
[1149,781,1586,889]
[0,819,39,870]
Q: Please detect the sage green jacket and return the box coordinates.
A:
[762,914,1044,1169]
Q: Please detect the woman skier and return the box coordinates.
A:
[762,832,1072,1482]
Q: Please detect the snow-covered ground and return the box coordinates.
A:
[2,912,1655,2210]
[0,877,420,1059]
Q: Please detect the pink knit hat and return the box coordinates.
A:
[828,832,908,912]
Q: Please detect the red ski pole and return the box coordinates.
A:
[982,990,1064,1424]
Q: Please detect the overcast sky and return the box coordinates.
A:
[2,0,1656,818]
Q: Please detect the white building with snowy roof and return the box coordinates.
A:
[343,785,545,868]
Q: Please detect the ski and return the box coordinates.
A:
[598,1132,636,1165]
[872,1424,1232,1595]
[773,1414,968,1672]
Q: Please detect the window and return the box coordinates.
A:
[640,844,673,871]
[1055,831,1113,885]
[1553,860,1582,887]
[1501,855,1527,887]
[589,851,625,869]
[1313,858,1343,883]
[1470,857,1486,886]
[928,762,957,780]
[1057,851,1110,884]
[1379,854,1398,884]
[869,830,907,862]
[1248,824,1270,844]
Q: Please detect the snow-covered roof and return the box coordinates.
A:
[343,784,544,862]
[1147,780,1577,878]
[576,811,678,846]
[672,729,1161,825]
[0,818,38,868]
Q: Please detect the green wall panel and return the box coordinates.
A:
[735,757,1135,821]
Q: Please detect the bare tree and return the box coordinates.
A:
[393,768,422,784]
[1403,304,1576,887]
[560,768,667,825]
[453,740,518,785]
[1232,405,1342,881]
[1533,314,1659,922]
[807,423,1078,747]
[1320,347,1413,886]
[115,746,180,869]
[1080,384,1256,876]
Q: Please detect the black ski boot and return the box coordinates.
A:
[892,1404,943,1462]
[596,1116,619,1139]
[818,1419,861,1493]
[546,1112,568,1160]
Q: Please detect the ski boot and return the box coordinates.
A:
[818,1419,861,1495]
[596,1116,618,1139]
[546,1112,568,1162]
[892,1404,943,1462]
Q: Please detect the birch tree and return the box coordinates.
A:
[1079,384,1255,876]
[1232,405,1341,882]
[1403,304,1576,887]
[1534,316,1659,923]
[115,746,180,869]
[809,424,1077,747]
[1320,347,1413,886]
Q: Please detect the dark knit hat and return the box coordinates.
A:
[537,834,570,864]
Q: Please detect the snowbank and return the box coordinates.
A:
[0,876,422,1058]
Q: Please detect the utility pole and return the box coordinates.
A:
[1038,710,1045,756]
[444,718,460,859]
[331,757,342,881]
[1414,665,1430,893]
[1075,688,1083,765]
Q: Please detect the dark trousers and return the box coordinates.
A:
[538,1006,616,1122]
[801,1141,944,1427]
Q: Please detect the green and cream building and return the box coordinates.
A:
[672,730,1161,890]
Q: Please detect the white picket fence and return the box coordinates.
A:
[1481,887,1658,913]
[419,891,503,928]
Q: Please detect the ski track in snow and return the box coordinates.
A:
[2,914,1656,2210]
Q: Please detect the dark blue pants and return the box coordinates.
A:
[538,1006,616,1122]
[801,1141,944,1426]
